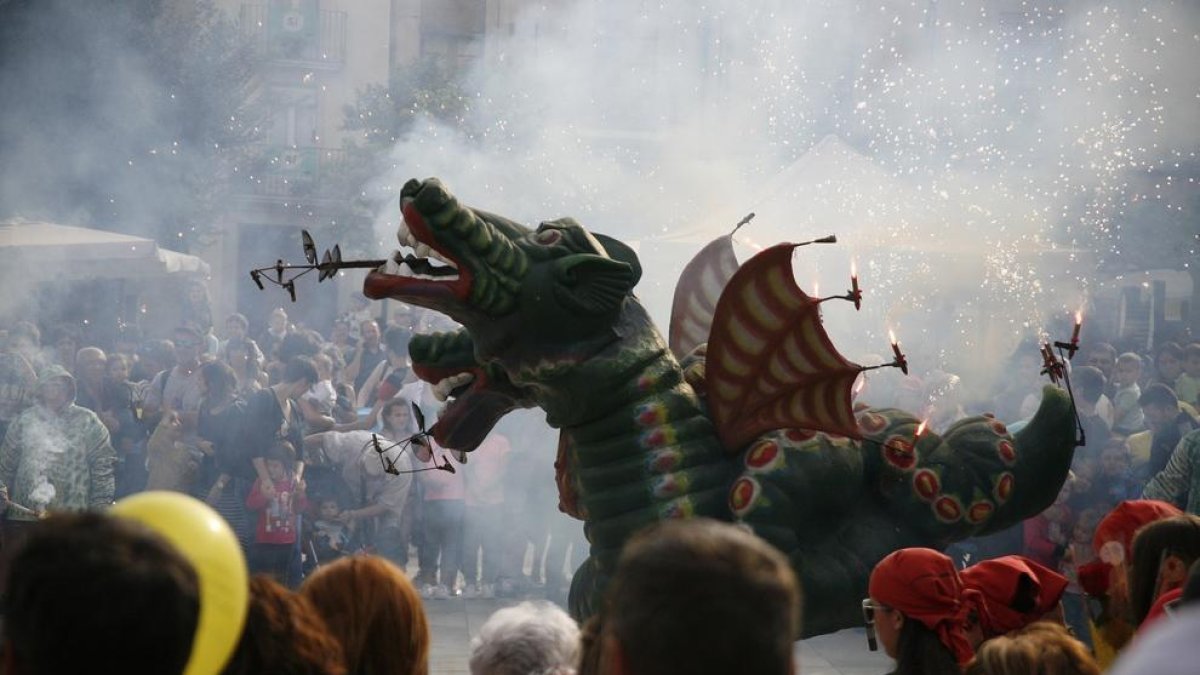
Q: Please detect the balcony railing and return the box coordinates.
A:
[239,146,350,199]
[239,3,347,67]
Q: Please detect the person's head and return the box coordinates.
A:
[868,548,971,672]
[74,346,107,385]
[963,621,1099,675]
[468,601,579,675]
[331,319,352,345]
[601,519,800,675]
[1,513,200,675]
[52,325,82,368]
[1114,352,1143,388]
[1155,342,1185,383]
[225,337,260,377]
[36,368,75,413]
[381,398,414,436]
[383,326,411,364]
[200,360,237,404]
[281,356,319,399]
[1127,514,1200,626]
[224,313,250,341]
[8,320,40,352]
[173,325,204,367]
[1140,383,1180,433]
[318,497,342,521]
[1087,343,1117,379]
[223,575,346,675]
[1073,508,1102,545]
[1073,366,1106,413]
[106,353,130,383]
[311,353,333,382]
[360,320,381,348]
[269,308,289,333]
[140,339,176,375]
[1091,500,1183,615]
[265,441,297,481]
[1100,441,1132,478]
[961,556,1069,642]
[301,556,430,675]
[1185,342,1200,378]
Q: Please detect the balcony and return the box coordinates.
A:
[239,3,347,68]
[238,146,350,199]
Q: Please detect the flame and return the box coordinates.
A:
[812,280,820,297]
[1075,309,1083,325]
[851,258,858,278]
[888,328,897,346]
[915,418,929,438]
[854,375,866,395]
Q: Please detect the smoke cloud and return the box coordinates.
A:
[364,0,1198,408]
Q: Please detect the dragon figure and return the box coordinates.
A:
[363,177,1076,636]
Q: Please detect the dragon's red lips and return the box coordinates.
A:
[412,363,514,452]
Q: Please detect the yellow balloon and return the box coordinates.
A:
[112,491,249,675]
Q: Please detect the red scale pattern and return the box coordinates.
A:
[705,244,863,451]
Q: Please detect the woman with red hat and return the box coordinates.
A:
[960,555,1069,645]
[1077,499,1182,668]
[866,548,974,674]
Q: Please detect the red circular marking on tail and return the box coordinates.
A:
[883,436,917,471]
[996,439,1017,465]
[913,469,941,502]
[967,501,994,524]
[934,496,963,523]
[746,441,780,468]
[994,472,1015,503]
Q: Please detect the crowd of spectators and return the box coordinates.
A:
[0,297,584,600]
[3,283,1200,673]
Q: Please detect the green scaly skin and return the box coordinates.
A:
[364,178,1077,636]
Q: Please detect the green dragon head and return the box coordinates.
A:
[364,178,644,450]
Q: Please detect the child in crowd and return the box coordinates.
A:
[1111,353,1144,436]
[246,441,307,585]
[1152,342,1185,388]
[306,496,355,569]
[1096,441,1143,507]
[1176,343,1200,408]
[1061,508,1102,650]
[1024,476,1074,570]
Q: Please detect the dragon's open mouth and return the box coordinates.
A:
[364,197,473,301]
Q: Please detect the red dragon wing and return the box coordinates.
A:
[706,243,863,451]
[668,235,740,359]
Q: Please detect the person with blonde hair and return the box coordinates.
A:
[300,555,430,675]
[964,621,1099,675]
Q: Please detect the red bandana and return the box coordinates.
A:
[869,548,975,665]
[961,555,1068,636]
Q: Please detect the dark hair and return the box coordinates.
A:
[1183,558,1200,606]
[1157,342,1184,361]
[381,398,412,434]
[266,440,298,464]
[223,575,347,675]
[605,519,800,675]
[1127,514,1200,625]
[1091,343,1117,359]
[226,313,250,330]
[891,619,962,675]
[1073,366,1106,405]
[201,360,237,404]
[278,331,322,363]
[225,337,263,381]
[383,326,411,356]
[284,356,319,387]
[2,513,200,675]
[1139,383,1178,409]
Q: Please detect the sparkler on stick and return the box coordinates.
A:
[856,329,909,376]
[249,230,387,302]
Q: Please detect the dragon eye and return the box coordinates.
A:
[534,228,562,245]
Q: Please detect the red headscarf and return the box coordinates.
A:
[1078,500,1182,597]
[869,548,975,665]
[960,555,1069,636]
[1093,500,1182,562]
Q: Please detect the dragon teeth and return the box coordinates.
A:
[432,372,475,402]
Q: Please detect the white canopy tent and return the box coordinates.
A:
[0,220,209,280]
